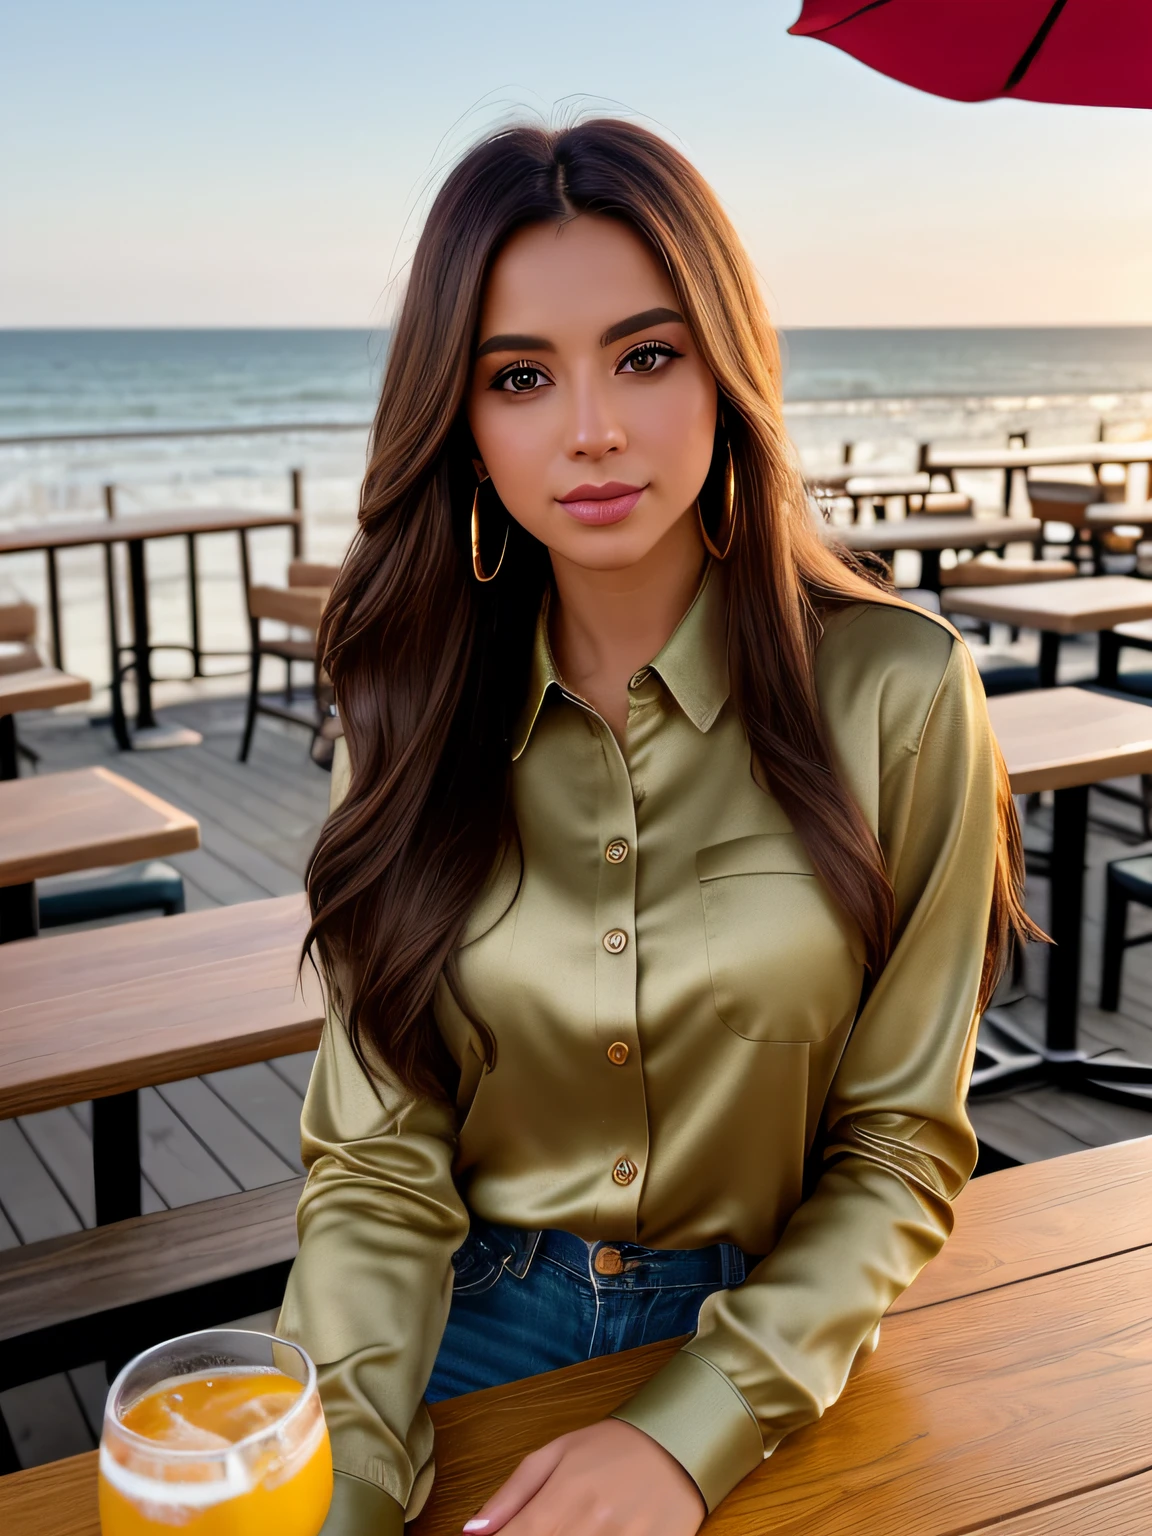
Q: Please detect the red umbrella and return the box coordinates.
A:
[789,0,1152,109]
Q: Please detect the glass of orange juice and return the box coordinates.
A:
[98,1329,332,1536]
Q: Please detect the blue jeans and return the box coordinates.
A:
[425,1220,754,1403]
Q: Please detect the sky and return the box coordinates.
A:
[4,0,1152,329]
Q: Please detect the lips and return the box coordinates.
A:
[556,482,646,527]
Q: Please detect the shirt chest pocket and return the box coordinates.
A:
[696,832,864,1042]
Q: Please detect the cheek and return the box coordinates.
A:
[634,369,717,494]
[468,394,553,505]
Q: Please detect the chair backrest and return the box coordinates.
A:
[1026,480,1099,528]
[0,602,36,642]
[288,560,341,590]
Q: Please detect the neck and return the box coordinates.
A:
[548,510,707,738]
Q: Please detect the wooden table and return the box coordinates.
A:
[924,438,1152,512]
[1085,500,1152,528]
[0,507,302,750]
[0,668,91,780]
[3,1135,1152,1535]
[0,766,199,937]
[943,574,1152,686]
[981,688,1152,1109]
[828,515,1041,592]
[0,894,318,1224]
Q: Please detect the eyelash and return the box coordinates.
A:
[489,340,682,393]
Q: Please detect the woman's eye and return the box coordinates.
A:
[619,342,678,375]
[496,364,546,393]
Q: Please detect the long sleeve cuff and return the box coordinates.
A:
[320,1471,405,1536]
[610,1347,765,1512]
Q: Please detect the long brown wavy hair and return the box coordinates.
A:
[308,118,1039,1097]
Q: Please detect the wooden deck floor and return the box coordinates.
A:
[4,652,1152,1467]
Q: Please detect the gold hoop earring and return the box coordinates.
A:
[471,472,508,583]
[697,440,738,561]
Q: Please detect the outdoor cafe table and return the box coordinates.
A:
[3,1134,1152,1535]
[0,894,320,1226]
[0,667,91,779]
[0,506,302,750]
[923,437,1152,512]
[0,766,199,944]
[942,574,1152,686]
[829,514,1041,592]
[976,687,1152,1110]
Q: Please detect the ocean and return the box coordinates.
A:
[1,327,1150,686]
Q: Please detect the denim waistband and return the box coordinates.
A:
[461,1219,754,1290]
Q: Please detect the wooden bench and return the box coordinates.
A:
[2,1137,1151,1533]
[0,1179,303,1394]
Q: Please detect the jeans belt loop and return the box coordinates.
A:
[720,1242,746,1287]
[506,1228,542,1279]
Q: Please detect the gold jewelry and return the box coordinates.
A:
[697,437,738,561]
[471,470,508,583]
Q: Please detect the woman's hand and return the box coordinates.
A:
[461,1419,706,1536]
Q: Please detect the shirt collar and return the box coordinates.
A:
[511,562,730,761]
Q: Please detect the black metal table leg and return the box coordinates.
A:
[103,542,131,750]
[1046,785,1088,1054]
[0,881,38,943]
[973,780,1152,1108]
[1038,630,1061,688]
[187,532,202,676]
[1096,630,1120,689]
[127,538,158,731]
[45,547,63,670]
[93,1091,142,1225]
[919,547,941,594]
[0,714,16,780]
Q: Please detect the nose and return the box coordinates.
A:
[565,363,627,461]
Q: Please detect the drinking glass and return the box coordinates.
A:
[98,1328,332,1536]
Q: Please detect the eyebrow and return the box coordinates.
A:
[600,307,684,346]
[474,306,685,360]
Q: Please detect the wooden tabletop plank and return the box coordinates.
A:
[0,507,300,556]
[0,767,200,887]
[0,668,91,715]
[942,574,1152,633]
[0,1453,98,1536]
[0,895,321,1116]
[965,1466,1152,1534]
[893,1135,1152,1311]
[987,687,1152,793]
[830,515,1039,553]
[1085,501,1152,527]
[926,440,1152,472]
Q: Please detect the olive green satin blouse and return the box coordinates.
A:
[278,569,999,1535]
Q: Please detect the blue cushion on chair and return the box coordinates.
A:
[37,861,186,927]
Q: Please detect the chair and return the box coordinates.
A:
[940,554,1078,589]
[239,562,339,762]
[0,602,39,677]
[0,603,44,775]
[1100,855,1152,1011]
[1026,480,1103,568]
[36,860,186,929]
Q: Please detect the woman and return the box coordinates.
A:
[279,119,1036,1536]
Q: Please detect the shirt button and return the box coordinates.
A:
[603,929,628,954]
[607,1041,630,1066]
[612,1158,637,1186]
[628,668,650,689]
[605,839,629,864]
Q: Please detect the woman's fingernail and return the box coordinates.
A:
[463,1522,491,1532]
